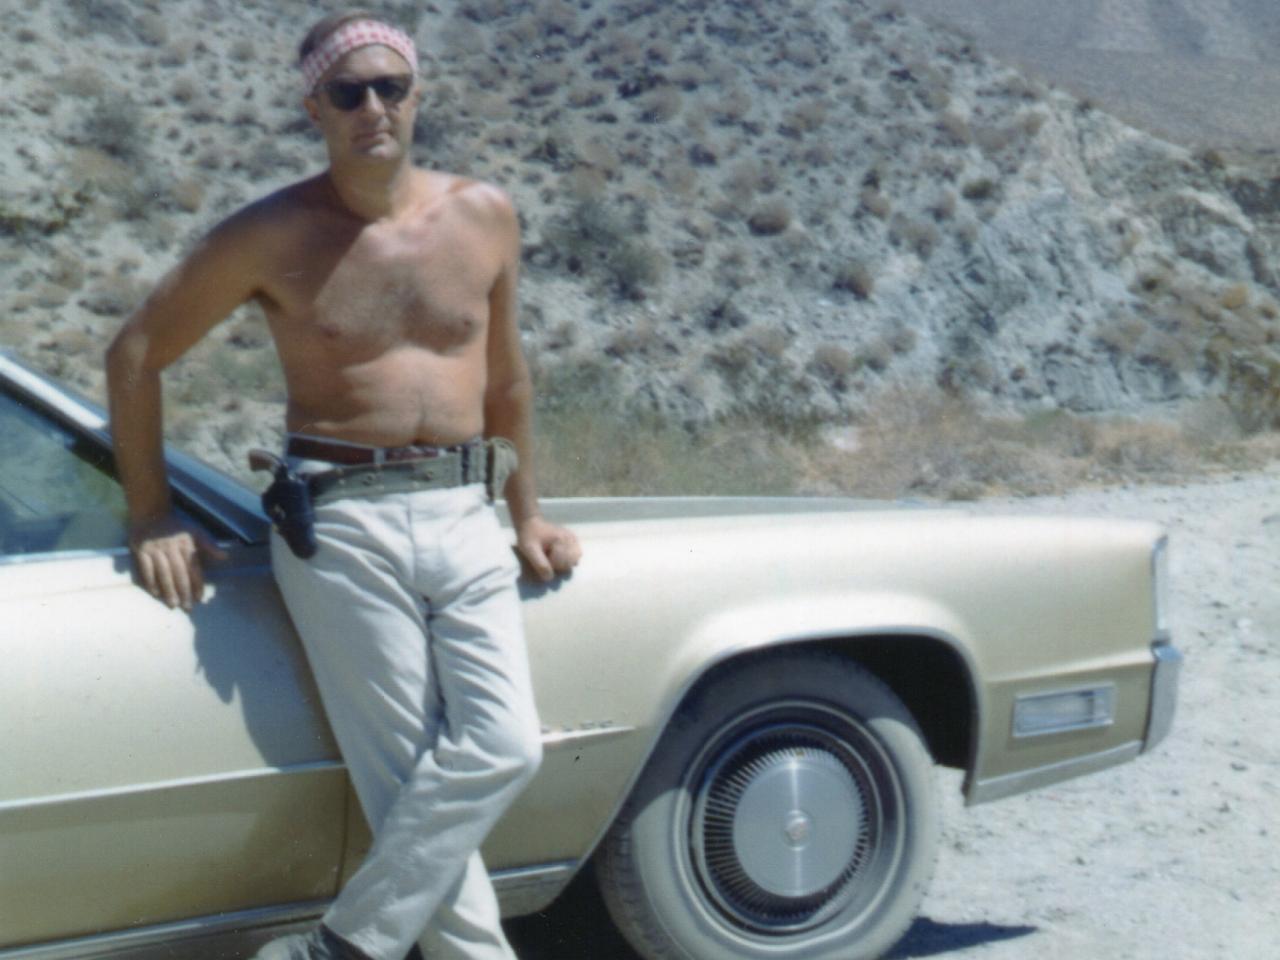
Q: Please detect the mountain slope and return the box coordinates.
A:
[0,0,1277,480]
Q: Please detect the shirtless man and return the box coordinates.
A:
[105,11,579,960]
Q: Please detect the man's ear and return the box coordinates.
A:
[303,95,321,125]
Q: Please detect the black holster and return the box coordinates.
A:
[250,449,318,559]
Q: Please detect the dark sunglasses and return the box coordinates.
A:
[322,75,413,111]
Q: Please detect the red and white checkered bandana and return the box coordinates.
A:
[301,20,418,94]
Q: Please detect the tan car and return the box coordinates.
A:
[0,351,1179,960]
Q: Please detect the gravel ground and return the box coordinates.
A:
[910,465,1280,959]
[508,464,1280,959]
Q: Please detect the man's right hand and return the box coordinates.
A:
[128,515,228,612]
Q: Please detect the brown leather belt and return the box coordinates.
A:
[270,436,517,505]
[286,435,482,466]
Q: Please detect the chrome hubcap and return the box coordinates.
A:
[691,714,887,933]
[730,749,863,897]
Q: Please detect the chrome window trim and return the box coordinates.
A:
[1,352,267,547]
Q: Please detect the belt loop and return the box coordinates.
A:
[373,447,386,467]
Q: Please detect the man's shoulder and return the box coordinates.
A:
[429,173,516,227]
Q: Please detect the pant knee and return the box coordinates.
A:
[488,719,542,789]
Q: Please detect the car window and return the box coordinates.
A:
[0,389,129,556]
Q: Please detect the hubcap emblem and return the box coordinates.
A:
[784,810,812,847]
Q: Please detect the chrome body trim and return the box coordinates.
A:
[0,901,326,960]
[540,724,636,750]
[1151,535,1171,641]
[491,861,579,916]
[968,741,1142,805]
[1143,639,1183,754]
[0,546,130,568]
[0,863,581,957]
[0,761,344,815]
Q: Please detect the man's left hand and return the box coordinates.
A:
[516,516,582,581]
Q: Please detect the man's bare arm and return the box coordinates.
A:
[480,187,581,580]
[105,212,268,608]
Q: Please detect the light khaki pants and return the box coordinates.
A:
[271,479,542,960]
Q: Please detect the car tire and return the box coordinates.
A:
[595,650,939,960]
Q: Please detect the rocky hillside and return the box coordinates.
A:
[1,0,1278,478]
[898,0,1280,153]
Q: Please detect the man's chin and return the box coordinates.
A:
[348,140,406,162]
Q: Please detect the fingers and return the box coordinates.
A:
[520,541,555,582]
[132,529,214,611]
[546,532,582,574]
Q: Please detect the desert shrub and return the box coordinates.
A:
[604,321,664,359]
[80,273,150,318]
[171,75,200,105]
[1221,284,1250,311]
[780,100,828,137]
[961,178,997,202]
[860,336,895,373]
[543,199,663,300]
[209,348,286,403]
[929,190,958,221]
[68,0,135,41]
[668,63,708,91]
[887,324,917,354]
[1021,110,1049,137]
[747,199,792,236]
[1094,313,1149,354]
[135,11,167,45]
[565,167,608,200]
[168,177,205,214]
[890,216,941,260]
[833,261,875,299]
[973,123,1017,157]
[938,111,972,146]
[711,87,753,126]
[637,86,682,123]
[1223,353,1280,432]
[47,255,86,292]
[724,161,764,204]
[567,82,606,108]
[860,188,892,219]
[809,344,859,386]
[81,95,149,162]
[607,243,665,300]
[802,142,836,167]
[60,67,105,98]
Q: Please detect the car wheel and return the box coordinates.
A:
[595,651,938,960]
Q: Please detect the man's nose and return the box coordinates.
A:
[357,85,388,115]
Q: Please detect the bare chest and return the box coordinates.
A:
[274,218,495,355]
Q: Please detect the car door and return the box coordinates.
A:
[0,385,348,949]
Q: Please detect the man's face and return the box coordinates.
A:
[305,44,419,164]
